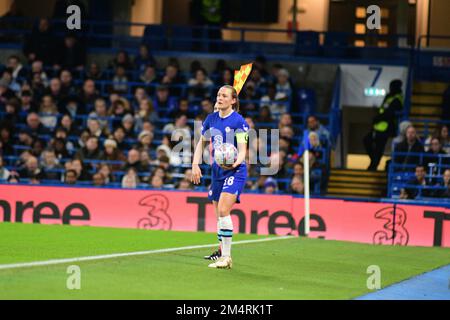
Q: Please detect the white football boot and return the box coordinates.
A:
[208,256,232,269]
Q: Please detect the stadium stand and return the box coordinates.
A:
[0,16,448,205]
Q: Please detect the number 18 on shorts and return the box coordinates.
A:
[208,176,246,204]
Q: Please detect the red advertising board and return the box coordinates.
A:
[0,185,448,247]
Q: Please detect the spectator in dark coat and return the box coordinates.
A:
[55,33,86,71]
[23,18,57,65]
[393,125,424,172]
[422,137,449,176]
[400,165,431,199]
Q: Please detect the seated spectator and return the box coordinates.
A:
[46,78,64,106]
[264,177,278,194]
[109,97,132,129]
[0,125,14,156]
[289,176,304,194]
[3,98,19,126]
[17,129,34,149]
[64,169,78,185]
[102,138,126,172]
[160,64,185,97]
[39,95,59,131]
[187,68,213,100]
[197,98,214,121]
[400,165,431,199]
[110,66,128,94]
[75,136,103,161]
[134,44,156,72]
[257,106,273,124]
[61,95,84,119]
[425,125,450,154]
[135,99,159,129]
[97,163,114,184]
[89,98,109,130]
[18,155,44,180]
[87,118,108,139]
[306,115,331,148]
[52,137,70,160]
[260,83,288,117]
[26,112,49,136]
[40,149,62,180]
[136,130,154,153]
[240,81,259,113]
[31,138,45,158]
[249,68,267,93]
[59,70,77,98]
[177,179,193,190]
[150,174,164,189]
[132,87,149,109]
[278,113,293,130]
[0,77,16,104]
[435,169,450,198]
[0,154,11,181]
[92,172,106,187]
[70,158,91,181]
[121,114,136,139]
[79,79,99,108]
[59,114,79,136]
[85,62,105,81]
[53,127,75,155]
[216,68,234,87]
[7,55,27,82]
[423,137,449,176]
[19,90,38,114]
[296,132,323,161]
[153,85,178,117]
[139,65,158,90]
[275,68,292,101]
[391,120,412,151]
[30,60,49,87]
[122,168,139,188]
[122,148,146,173]
[109,50,133,71]
[393,125,424,172]
[112,126,128,150]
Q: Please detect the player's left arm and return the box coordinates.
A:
[231,140,247,169]
[231,125,248,168]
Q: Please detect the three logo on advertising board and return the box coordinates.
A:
[137,194,172,230]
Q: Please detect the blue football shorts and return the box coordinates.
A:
[208,175,246,204]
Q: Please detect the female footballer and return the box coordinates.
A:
[191,85,249,269]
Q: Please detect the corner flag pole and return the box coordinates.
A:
[303,131,310,236]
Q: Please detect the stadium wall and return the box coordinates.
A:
[0,185,448,248]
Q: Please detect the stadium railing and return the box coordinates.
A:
[0,17,415,62]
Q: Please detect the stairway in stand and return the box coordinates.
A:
[409,81,446,136]
[327,169,387,198]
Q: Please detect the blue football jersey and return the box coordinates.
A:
[201,111,249,181]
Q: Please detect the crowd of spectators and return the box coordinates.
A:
[0,19,331,195]
[392,122,450,199]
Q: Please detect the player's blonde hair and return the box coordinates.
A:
[221,85,240,113]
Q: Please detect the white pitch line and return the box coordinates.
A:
[0,236,294,271]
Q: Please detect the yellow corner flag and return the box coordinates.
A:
[233,63,253,95]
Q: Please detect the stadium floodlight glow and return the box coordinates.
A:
[364,87,386,97]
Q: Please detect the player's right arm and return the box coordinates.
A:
[192,114,212,185]
[191,137,206,185]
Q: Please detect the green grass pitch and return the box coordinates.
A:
[0,223,449,300]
